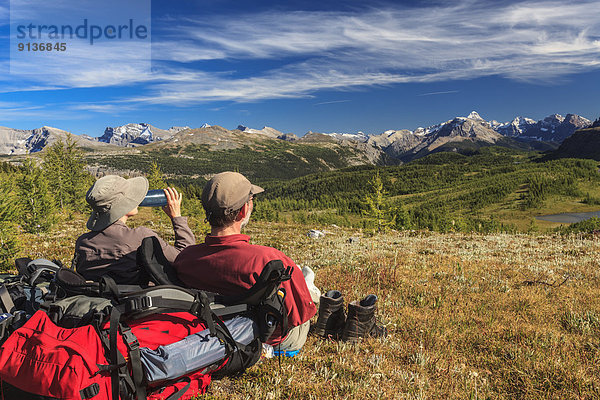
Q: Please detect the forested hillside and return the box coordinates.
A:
[252,148,600,232]
[85,138,389,184]
[3,141,600,269]
[550,126,600,161]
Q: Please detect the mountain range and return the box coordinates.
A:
[0,112,593,163]
[0,125,111,155]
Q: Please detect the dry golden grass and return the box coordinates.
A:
[12,212,600,399]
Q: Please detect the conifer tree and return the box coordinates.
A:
[42,134,92,211]
[17,159,56,233]
[0,178,21,269]
[146,162,174,218]
[147,161,168,189]
[394,204,411,230]
[362,171,395,233]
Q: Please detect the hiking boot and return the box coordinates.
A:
[312,290,346,339]
[341,294,387,343]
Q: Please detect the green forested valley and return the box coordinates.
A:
[2,140,600,269]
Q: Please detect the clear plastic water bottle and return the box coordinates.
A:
[139,189,168,207]
[262,343,274,359]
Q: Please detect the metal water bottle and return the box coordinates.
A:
[139,189,168,207]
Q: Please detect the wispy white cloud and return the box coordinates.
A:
[67,103,135,113]
[418,90,460,97]
[0,101,88,121]
[4,0,600,107]
[0,5,8,21]
[141,0,600,103]
[314,100,352,106]
[127,66,408,105]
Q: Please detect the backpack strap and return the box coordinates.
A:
[256,288,288,342]
[14,257,33,277]
[120,322,146,400]
[54,268,145,299]
[54,268,100,298]
[118,286,208,318]
[137,236,184,286]
[23,259,61,285]
[220,260,292,306]
[27,267,59,289]
[0,285,15,313]
[103,307,146,400]
[109,306,122,400]
[162,377,191,400]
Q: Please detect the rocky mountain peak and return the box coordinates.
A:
[236,125,284,138]
[543,114,565,124]
[99,123,178,147]
[167,126,190,134]
[467,111,485,121]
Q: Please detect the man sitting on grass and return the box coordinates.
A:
[173,172,318,352]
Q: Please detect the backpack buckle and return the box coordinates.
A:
[125,296,153,313]
[140,296,153,309]
[122,330,140,351]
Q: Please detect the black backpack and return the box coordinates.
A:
[0,257,61,342]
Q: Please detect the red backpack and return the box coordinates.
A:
[0,239,291,399]
[0,310,213,400]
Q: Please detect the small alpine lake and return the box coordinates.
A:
[535,210,600,224]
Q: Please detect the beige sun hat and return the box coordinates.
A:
[86,175,149,231]
[202,172,264,215]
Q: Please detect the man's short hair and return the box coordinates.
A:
[206,205,244,228]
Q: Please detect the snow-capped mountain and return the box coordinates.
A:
[466,111,485,121]
[236,125,284,138]
[235,111,591,162]
[168,126,191,134]
[489,114,590,141]
[492,116,537,137]
[235,125,300,141]
[0,126,105,155]
[532,114,591,142]
[365,112,503,159]
[99,123,189,146]
[328,111,590,159]
[321,131,369,142]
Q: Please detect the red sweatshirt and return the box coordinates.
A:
[173,234,317,343]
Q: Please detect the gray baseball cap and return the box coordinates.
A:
[86,175,149,231]
[202,172,264,215]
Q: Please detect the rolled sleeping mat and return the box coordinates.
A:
[140,316,259,383]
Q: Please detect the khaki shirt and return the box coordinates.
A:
[74,217,195,284]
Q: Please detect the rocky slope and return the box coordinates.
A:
[99,123,190,146]
[0,126,108,155]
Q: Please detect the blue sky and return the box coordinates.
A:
[1,0,599,137]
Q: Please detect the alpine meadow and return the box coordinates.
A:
[1,128,600,398]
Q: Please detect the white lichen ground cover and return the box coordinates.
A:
[17,215,600,399]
